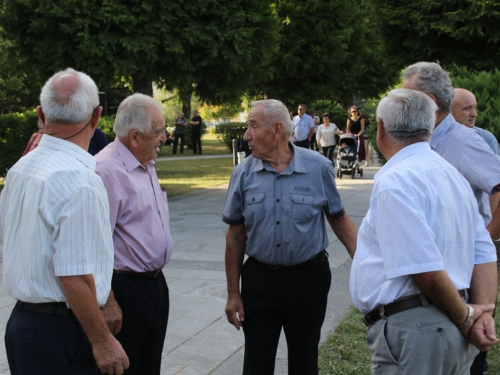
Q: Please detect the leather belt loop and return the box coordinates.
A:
[419,293,430,307]
[378,305,386,319]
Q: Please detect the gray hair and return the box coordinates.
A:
[250,99,293,136]
[402,62,454,113]
[376,89,437,143]
[113,93,164,138]
[39,68,99,124]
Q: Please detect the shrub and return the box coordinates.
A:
[0,111,39,176]
[215,122,247,152]
[98,115,116,142]
[451,66,500,141]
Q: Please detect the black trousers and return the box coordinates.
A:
[294,139,309,149]
[112,271,169,375]
[5,302,98,375]
[173,134,185,154]
[241,255,331,375]
[191,128,202,154]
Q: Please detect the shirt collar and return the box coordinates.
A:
[113,138,155,173]
[375,142,431,182]
[430,113,455,150]
[251,142,307,174]
[39,135,96,170]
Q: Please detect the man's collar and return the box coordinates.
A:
[39,135,96,170]
[251,142,307,174]
[430,113,455,150]
[114,138,154,173]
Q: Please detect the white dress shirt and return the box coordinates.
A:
[350,142,496,313]
[0,135,114,306]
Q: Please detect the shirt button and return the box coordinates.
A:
[276,199,280,202]
[277,176,280,180]
[277,244,281,247]
[276,221,280,225]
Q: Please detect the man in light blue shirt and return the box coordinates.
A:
[224,99,356,374]
[292,103,316,148]
[403,61,500,375]
[350,89,499,375]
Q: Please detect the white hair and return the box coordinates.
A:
[402,62,454,113]
[376,89,437,143]
[250,99,293,136]
[39,68,99,124]
[113,93,164,138]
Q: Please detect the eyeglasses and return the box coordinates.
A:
[350,110,358,113]
[150,127,166,137]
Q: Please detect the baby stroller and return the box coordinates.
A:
[336,134,363,179]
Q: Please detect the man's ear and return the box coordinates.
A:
[36,106,45,124]
[128,129,141,148]
[90,106,103,131]
[376,118,385,142]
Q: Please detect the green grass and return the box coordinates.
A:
[156,157,233,197]
[158,133,230,158]
[318,293,500,374]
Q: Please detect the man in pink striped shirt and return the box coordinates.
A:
[96,93,173,375]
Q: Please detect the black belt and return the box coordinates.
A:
[362,289,468,326]
[16,301,74,317]
[113,269,162,279]
[255,250,328,270]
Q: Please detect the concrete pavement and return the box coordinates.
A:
[0,158,380,375]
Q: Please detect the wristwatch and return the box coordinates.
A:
[457,304,474,331]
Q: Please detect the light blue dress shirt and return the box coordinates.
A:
[222,143,344,266]
[474,126,500,156]
[430,114,500,225]
[292,114,316,142]
[350,142,496,313]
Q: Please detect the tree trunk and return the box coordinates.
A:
[179,87,193,119]
[132,75,153,96]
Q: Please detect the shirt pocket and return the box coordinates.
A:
[244,192,266,222]
[290,193,320,224]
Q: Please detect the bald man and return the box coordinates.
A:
[1,69,129,374]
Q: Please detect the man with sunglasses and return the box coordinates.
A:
[95,94,173,374]
[1,68,129,374]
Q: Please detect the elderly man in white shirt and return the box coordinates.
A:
[0,68,128,375]
[350,89,499,375]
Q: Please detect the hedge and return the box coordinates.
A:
[215,122,247,152]
[0,111,39,176]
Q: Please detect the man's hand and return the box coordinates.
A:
[466,304,500,351]
[101,291,123,335]
[93,334,129,374]
[225,293,244,330]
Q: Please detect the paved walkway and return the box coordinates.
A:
[0,157,380,375]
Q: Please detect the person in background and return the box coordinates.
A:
[189,110,203,155]
[309,109,320,151]
[88,127,109,156]
[172,112,187,154]
[346,106,366,164]
[292,104,316,148]
[362,116,374,167]
[316,113,342,167]
[22,120,45,156]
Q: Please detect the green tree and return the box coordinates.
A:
[371,0,500,72]
[253,0,399,108]
[0,0,278,116]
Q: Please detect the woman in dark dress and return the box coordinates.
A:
[345,106,366,163]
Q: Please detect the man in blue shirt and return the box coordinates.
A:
[403,61,500,375]
[292,104,316,148]
[223,99,356,374]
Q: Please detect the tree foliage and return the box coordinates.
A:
[371,0,500,72]
[254,0,399,107]
[0,0,278,115]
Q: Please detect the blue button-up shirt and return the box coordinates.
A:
[292,114,316,142]
[430,114,500,225]
[222,143,345,266]
[474,127,500,156]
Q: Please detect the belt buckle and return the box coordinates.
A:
[270,265,279,270]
